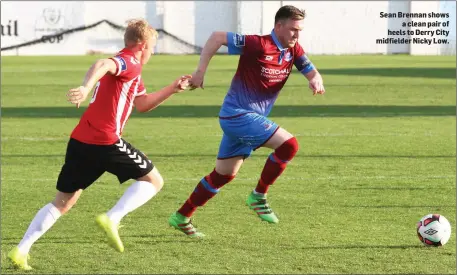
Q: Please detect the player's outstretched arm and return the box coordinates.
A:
[196,31,228,73]
[134,75,192,113]
[67,59,117,107]
[190,31,228,89]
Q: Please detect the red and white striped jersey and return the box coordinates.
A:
[71,48,146,145]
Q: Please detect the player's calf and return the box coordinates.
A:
[255,136,299,194]
[249,137,299,223]
[178,169,235,217]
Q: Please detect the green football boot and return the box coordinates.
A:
[246,192,279,224]
[168,212,205,238]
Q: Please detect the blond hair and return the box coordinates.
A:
[124,19,158,47]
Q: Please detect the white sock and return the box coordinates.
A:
[17,203,61,255]
[106,181,158,225]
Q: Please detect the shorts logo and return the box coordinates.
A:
[284,52,292,62]
[114,56,127,72]
[263,122,273,131]
[115,139,148,169]
[233,33,245,48]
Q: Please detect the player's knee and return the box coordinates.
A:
[140,167,164,191]
[209,169,236,188]
[276,136,299,161]
[288,136,300,153]
[215,157,244,176]
[152,170,164,191]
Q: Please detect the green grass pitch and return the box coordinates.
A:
[1,54,456,274]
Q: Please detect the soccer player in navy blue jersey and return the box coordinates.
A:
[169,5,325,237]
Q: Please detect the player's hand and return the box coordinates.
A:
[173,75,192,93]
[189,70,205,90]
[67,86,90,108]
[309,78,325,95]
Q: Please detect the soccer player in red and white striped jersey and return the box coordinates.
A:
[70,47,148,145]
[8,19,192,270]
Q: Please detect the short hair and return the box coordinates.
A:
[124,19,158,47]
[274,5,306,24]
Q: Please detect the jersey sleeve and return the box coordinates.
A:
[109,54,142,81]
[226,32,262,55]
[110,55,129,77]
[136,77,146,97]
[293,43,316,75]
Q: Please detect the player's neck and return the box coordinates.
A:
[133,52,142,62]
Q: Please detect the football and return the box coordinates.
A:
[417,214,452,247]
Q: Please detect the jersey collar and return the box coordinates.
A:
[271,29,286,52]
[119,48,140,64]
[271,29,288,65]
[120,48,134,55]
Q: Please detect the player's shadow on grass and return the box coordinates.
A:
[298,67,456,79]
[2,105,455,118]
[115,234,199,244]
